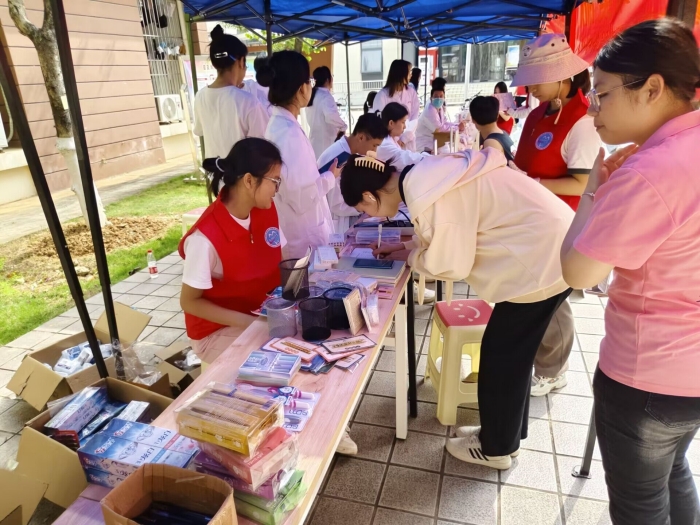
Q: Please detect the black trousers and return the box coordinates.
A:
[478,289,571,456]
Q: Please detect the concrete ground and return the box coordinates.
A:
[0,251,698,524]
[0,155,195,245]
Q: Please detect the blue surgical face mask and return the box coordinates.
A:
[431,98,444,109]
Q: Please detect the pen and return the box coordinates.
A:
[378,224,382,249]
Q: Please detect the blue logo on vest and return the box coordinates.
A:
[264,227,281,248]
[535,132,554,150]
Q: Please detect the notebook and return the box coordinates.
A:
[335,257,406,286]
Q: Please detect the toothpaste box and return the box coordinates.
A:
[99,419,199,455]
[78,433,196,477]
[83,468,126,488]
[45,386,108,433]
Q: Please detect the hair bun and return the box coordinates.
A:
[210,24,225,41]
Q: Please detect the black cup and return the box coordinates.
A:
[323,286,353,330]
[279,258,310,301]
[298,297,331,342]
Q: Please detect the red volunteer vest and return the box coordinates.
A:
[514,90,590,211]
[178,197,281,340]
[497,114,514,135]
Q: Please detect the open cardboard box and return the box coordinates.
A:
[101,464,237,525]
[155,341,201,394]
[0,469,47,525]
[7,303,151,410]
[13,377,173,509]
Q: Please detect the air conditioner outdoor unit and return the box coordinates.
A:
[155,94,183,123]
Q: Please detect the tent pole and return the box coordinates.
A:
[49,0,117,377]
[423,39,428,104]
[265,0,273,55]
[345,39,351,129]
[0,45,109,379]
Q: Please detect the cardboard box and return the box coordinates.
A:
[129,373,173,399]
[13,377,173,508]
[7,303,151,410]
[101,464,237,525]
[0,469,47,525]
[155,341,201,394]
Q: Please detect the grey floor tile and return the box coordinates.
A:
[132,283,165,295]
[0,398,18,415]
[160,264,183,275]
[156,297,184,312]
[147,310,179,327]
[0,401,39,433]
[529,395,549,420]
[501,449,558,493]
[367,371,396,398]
[163,312,186,329]
[137,326,157,342]
[0,352,28,372]
[582,352,600,374]
[115,293,147,307]
[438,476,497,525]
[390,431,445,472]
[407,402,448,436]
[85,293,106,305]
[35,316,75,333]
[0,370,12,388]
[60,319,85,335]
[0,430,13,446]
[373,508,433,525]
[549,394,594,426]
[32,334,66,351]
[557,456,609,501]
[552,421,601,460]
[501,486,562,525]
[143,327,185,347]
[323,457,385,504]
[111,281,141,294]
[415,319,430,336]
[7,330,53,350]
[348,423,395,462]
[124,272,153,283]
[454,407,480,429]
[577,334,603,354]
[0,347,26,368]
[379,465,440,515]
[416,377,438,404]
[151,285,182,298]
[375,351,395,373]
[0,434,20,468]
[575,318,606,336]
[570,292,603,305]
[522,418,553,453]
[566,351,587,373]
[89,307,106,321]
[132,296,169,310]
[571,303,605,319]
[443,452,498,483]
[416,355,427,376]
[164,275,183,286]
[309,497,374,525]
[557,371,592,397]
[563,497,611,525]
[354,395,394,429]
[159,255,183,265]
[415,305,433,320]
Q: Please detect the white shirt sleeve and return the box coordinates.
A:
[244,99,270,139]
[182,232,217,289]
[279,227,287,248]
[323,93,348,133]
[370,89,389,113]
[561,115,602,172]
[409,88,420,120]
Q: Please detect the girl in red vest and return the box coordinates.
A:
[493,82,514,135]
[179,138,284,364]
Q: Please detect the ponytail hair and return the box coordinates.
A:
[364,91,377,114]
[203,138,282,200]
[209,24,248,72]
[308,66,332,107]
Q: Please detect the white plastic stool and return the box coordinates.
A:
[426,299,492,425]
[182,207,207,236]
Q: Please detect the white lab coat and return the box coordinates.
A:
[241,79,272,115]
[370,86,420,120]
[265,106,335,259]
[317,137,359,233]
[376,136,428,174]
[193,86,268,159]
[307,88,348,159]
[416,103,454,153]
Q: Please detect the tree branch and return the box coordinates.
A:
[42,0,53,40]
[8,0,41,42]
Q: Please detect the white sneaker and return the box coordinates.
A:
[446,433,512,470]
[414,283,435,303]
[454,426,520,457]
[336,430,358,456]
[530,374,568,397]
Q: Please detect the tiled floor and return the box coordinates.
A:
[1,252,699,524]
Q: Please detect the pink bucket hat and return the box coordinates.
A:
[511,33,590,87]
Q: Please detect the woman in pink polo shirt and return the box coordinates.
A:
[561,19,700,525]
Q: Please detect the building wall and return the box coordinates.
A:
[0,0,166,193]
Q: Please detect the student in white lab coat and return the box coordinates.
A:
[262,51,341,260]
[376,102,429,173]
[317,113,388,233]
[241,55,272,113]
[193,25,268,159]
[306,66,348,159]
[416,85,464,153]
[371,59,420,120]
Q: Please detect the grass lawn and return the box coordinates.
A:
[0,175,208,346]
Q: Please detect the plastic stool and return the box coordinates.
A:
[182,207,207,236]
[425,299,492,425]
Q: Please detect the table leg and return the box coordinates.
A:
[437,280,443,302]
[572,406,596,479]
[395,299,408,440]
[406,276,417,418]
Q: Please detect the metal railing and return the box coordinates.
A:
[139,0,185,97]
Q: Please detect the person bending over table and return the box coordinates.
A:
[339,150,573,470]
[179,138,284,365]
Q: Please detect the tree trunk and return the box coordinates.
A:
[8,0,107,229]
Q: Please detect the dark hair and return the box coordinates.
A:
[494,81,508,94]
[566,69,591,98]
[364,91,377,114]
[340,154,397,207]
[253,55,273,87]
[430,87,445,98]
[308,66,332,107]
[385,59,412,96]
[352,113,389,139]
[410,68,422,90]
[264,50,310,107]
[203,138,282,200]
[209,24,248,72]
[381,102,409,127]
[431,77,447,92]
[594,18,700,102]
[469,96,500,126]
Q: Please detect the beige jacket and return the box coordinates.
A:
[405,149,573,304]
